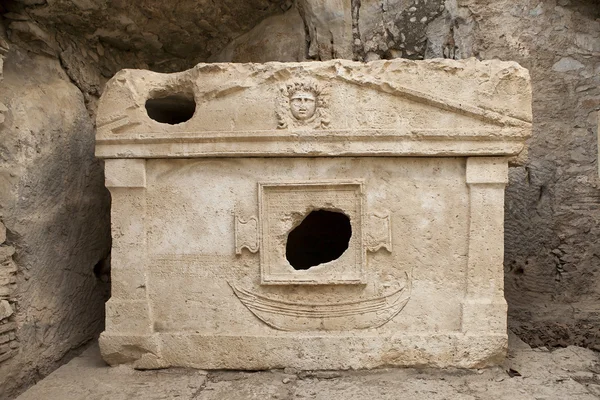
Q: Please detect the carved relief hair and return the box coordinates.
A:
[285,81,322,98]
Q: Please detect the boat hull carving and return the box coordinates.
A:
[230,277,411,331]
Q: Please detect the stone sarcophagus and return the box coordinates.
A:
[96,59,531,369]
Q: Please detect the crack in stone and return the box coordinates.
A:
[295,1,315,60]
[351,0,364,61]
[190,375,208,399]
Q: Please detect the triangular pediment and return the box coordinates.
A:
[96,59,531,158]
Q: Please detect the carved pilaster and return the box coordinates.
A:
[462,157,508,335]
[103,159,152,335]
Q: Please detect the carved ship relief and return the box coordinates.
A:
[229,274,411,331]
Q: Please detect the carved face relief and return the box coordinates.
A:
[276,80,330,129]
[290,91,317,121]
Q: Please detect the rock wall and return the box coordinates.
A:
[0,40,111,399]
[0,0,599,397]
[0,219,18,367]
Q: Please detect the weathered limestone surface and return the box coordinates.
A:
[210,7,306,63]
[97,59,531,369]
[0,47,111,399]
[96,59,531,158]
[3,0,293,73]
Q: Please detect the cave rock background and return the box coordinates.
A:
[0,0,599,398]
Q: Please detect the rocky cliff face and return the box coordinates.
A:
[469,0,599,351]
[0,45,111,399]
[0,0,598,398]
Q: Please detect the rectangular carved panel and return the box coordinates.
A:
[259,181,364,285]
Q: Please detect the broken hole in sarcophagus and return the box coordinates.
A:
[145,93,196,125]
[285,209,352,270]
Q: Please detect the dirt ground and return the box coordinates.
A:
[13,333,600,400]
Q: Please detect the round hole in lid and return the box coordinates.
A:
[145,94,196,125]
